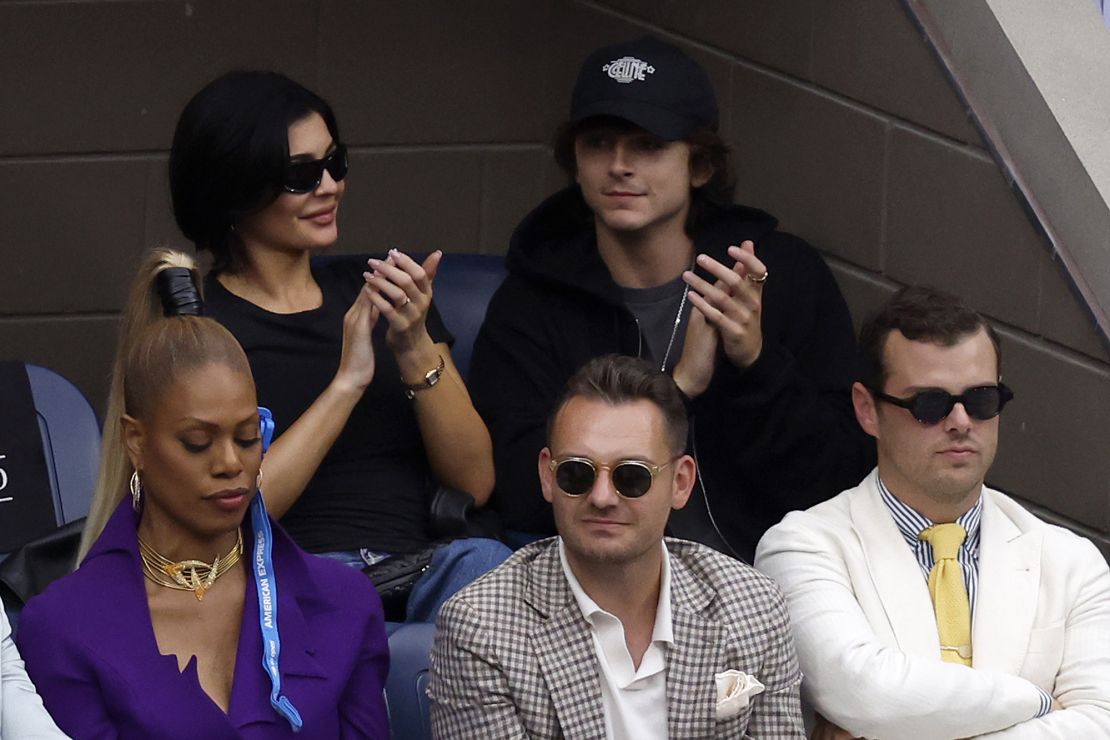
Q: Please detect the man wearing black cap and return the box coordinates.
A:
[471,36,874,562]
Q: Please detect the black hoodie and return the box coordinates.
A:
[471,186,875,562]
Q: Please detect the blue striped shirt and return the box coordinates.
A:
[877,477,981,616]
[877,476,1052,719]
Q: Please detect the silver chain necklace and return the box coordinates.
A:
[658,281,692,372]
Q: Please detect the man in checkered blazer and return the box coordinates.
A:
[429,355,804,738]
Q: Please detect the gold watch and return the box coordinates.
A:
[403,355,445,399]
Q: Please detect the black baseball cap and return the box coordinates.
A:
[569,36,719,141]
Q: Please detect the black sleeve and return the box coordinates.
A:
[692,234,875,554]
[469,278,569,535]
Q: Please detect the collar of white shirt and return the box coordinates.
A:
[558,538,674,686]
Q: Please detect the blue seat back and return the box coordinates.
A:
[25,364,100,525]
[385,621,436,740]
[428,253,506,381]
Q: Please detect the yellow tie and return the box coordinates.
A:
[919,523,972,666]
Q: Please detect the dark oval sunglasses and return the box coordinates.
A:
[869,383,1014,425]
[549,457,672,499]
[283,144,349,194]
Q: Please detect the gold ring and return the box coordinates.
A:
[746,271,769,284]
[398,297,411,308]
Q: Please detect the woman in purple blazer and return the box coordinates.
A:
[17,250,390,739]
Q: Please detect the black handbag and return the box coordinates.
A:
[362,547,435,622]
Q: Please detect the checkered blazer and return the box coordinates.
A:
[429,537,804,739]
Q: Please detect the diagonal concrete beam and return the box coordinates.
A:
[906,0,1110,349]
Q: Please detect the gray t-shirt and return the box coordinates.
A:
[621,276,691,374]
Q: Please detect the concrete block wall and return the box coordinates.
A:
[1,0,1106,549]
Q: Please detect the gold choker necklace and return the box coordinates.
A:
[138,530,243,602]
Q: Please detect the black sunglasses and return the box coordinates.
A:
[869,383,1014,425]
[548,457,673,499]
[283,144,349,193]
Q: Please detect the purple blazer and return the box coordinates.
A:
[17,499,390,739]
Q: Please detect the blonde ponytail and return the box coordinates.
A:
[77,249,203,562]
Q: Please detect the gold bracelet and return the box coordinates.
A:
[403,355,445,399]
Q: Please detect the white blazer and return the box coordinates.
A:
[0,599,68,739]
[755,469,1110,740]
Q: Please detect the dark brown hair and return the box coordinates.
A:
[547,354,689,455]
[858,285,1002,391]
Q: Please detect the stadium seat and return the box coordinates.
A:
[385,621,437,740]
[0,363,99,629]
[25,363,101,525]
[429,253,507,380]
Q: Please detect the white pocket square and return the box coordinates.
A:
[715,669,765,720]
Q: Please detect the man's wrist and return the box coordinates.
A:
[1034,686,1054,718]
[672,363,709,399]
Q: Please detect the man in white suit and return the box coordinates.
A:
[756,285,1110,739]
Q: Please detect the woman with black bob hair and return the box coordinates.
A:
[169,71,343,274]
[95,70,509,622]
[21,249,389,738]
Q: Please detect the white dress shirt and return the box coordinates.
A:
[558,539,673,740]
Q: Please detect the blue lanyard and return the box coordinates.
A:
[252,407,303,732]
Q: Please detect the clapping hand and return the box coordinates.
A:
[335,284,380,394]
[364,248,442,354]
[682,240,766,370]
[672,241,767,398]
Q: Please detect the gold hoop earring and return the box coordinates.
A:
[255,468,263,491]
[130,471,143,512]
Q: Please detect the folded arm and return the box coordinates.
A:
[975,539,1110,738]
[755,515,1045,740]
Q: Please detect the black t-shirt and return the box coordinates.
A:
[204,255,453,554]
[620,276,691,374]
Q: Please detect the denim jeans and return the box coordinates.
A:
[318,537,511,622]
